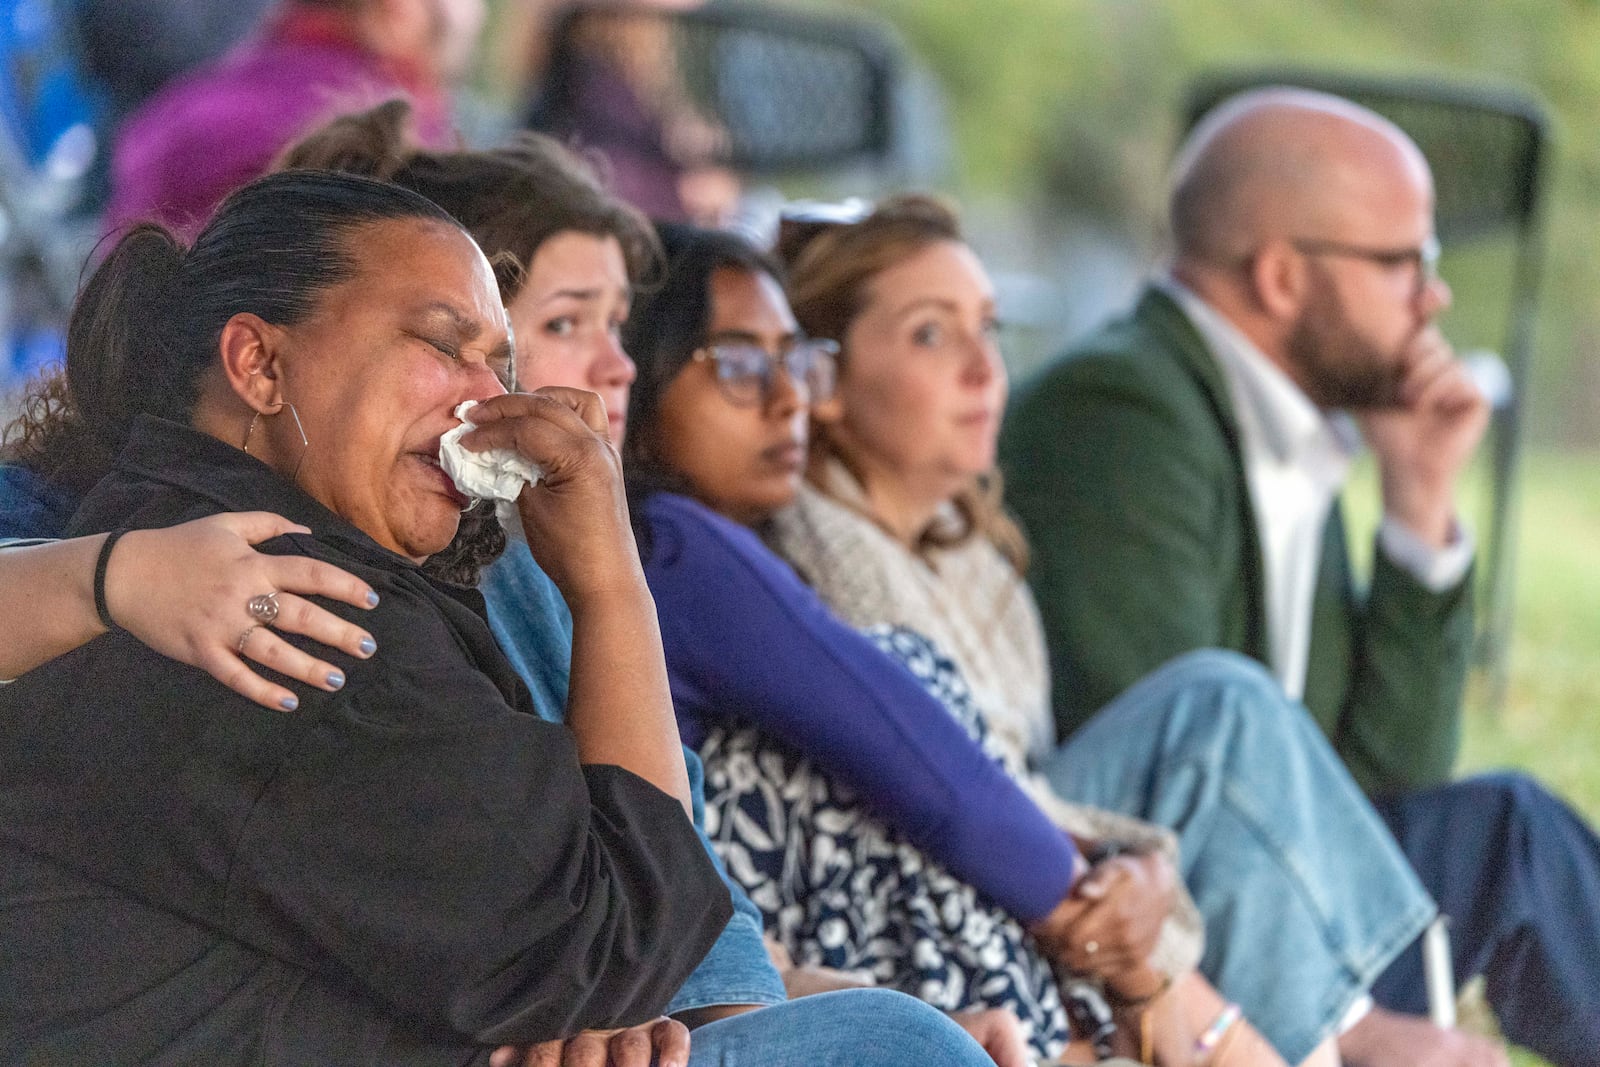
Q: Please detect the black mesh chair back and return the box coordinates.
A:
[527,0,901,176]
[1185,72,1545,242]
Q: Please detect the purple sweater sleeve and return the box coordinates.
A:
[643,493,1080,923]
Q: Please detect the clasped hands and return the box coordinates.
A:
[1030,845,1178,1002]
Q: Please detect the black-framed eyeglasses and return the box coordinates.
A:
[692,338,839,407]
[1290,234,1442,296]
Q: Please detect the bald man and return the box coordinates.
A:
[1003,89,1600,1066]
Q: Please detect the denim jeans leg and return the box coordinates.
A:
[1039,650,1434,1064]
[1372,773,1600,1067]
[685,988,995,1067]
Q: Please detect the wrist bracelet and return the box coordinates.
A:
[1104,971,1172,1010]
[93,529,129,633]
[1195,1002,1242,1060]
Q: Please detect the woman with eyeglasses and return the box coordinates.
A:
[615,221,1270,1066]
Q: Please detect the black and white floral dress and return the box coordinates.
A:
[700,626,1072,1063]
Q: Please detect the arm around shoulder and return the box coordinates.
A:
[0,583,729,1046]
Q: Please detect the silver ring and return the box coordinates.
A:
[1084,940,1099,955]
[247,592,280,624]
[237,625,259,655]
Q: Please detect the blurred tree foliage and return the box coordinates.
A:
[850,0,1600,444]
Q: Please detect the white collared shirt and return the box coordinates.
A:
[1161,280,1474,700]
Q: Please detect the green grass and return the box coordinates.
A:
[1460,455,1599,1067]
[1347,452,1600,822]
[1461,455,1600,821]
[1347,452,1600,1065]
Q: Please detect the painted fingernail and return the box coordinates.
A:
[365,591,380,608]
[358,637,377,656]
[280,695,299,711]
[326,671,345,690]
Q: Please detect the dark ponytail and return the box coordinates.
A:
[66,225,188,453]
[3,169,459,494]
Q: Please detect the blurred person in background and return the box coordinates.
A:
[518,0,741,226]
[65,0,271,214]
[1004,86,1600,1067]
[104,0,485,236]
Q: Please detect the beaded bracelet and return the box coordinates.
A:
[1195,1002,1243,1061]
[93,529,130,633]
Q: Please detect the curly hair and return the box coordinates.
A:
[277,99,660,306]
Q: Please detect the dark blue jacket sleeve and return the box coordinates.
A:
[643,494,1080,923]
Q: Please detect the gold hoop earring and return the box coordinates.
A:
[242,401,310,483]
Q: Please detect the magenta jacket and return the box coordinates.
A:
[105,3,454,238]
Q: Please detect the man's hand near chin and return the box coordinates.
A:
[1357,328,1490,549]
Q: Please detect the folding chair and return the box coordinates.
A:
[524,0,905,183]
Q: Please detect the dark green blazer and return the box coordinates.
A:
[1001,287,1473,797]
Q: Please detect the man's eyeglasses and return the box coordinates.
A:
[1290,234,1442,296]
[693,338,840,408]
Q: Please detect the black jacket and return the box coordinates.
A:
[0,416,729,1066]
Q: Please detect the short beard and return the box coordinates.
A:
[1284,272,1406,410]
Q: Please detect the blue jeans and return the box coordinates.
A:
[686,989,994,1066]
[1039,651,1434,1063]
[1372,773,1600,1067]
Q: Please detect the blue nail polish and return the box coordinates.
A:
[365,590,380,607]
[280,695,299,711]
[326,671,345,690]
[358,637,377,656]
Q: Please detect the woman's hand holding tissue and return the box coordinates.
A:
[451,389,644,603]
[460,390,688,810]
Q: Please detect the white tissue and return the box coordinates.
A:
[438,402,544,511]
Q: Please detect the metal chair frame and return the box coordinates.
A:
[525,0,904,177]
